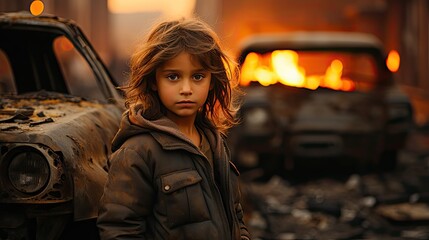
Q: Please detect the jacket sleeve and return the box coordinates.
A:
[230,161,251,240]
[234,168,250,240]
[97,147,154,240]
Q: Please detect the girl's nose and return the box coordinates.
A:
[180,79,192,95]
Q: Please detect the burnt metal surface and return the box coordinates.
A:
[0,92,122,219]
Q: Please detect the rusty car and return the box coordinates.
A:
[0,12,124,239]
[228,32,413,179]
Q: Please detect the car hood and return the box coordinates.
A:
[0,91,122,220]
[0,93,120,150]
[244,85,388,132]
[291,90,387,132]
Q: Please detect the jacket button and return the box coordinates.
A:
[164,185,171,191]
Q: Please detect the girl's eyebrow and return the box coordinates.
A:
[159,68,178,72]
[159,68,209,72]
[157,68,180,73]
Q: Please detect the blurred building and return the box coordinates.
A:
[0,0,111,64]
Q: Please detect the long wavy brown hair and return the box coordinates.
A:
[123,17,241,134]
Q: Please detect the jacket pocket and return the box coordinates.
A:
[161,169,210,228]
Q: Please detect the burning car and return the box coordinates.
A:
[0,12,124,239]
[229,32,413,178]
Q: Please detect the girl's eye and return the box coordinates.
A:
[193,74,205,81]
[167,74,179,81]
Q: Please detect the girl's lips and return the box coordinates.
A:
[177,100,194,103]
[176,101,196,106]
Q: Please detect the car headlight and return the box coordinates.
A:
[7,148,50,194]
[0,143,72,203]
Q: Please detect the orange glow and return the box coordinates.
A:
[30,0,44,16]
[56,36,74,52]
[108,0,196,17]
[386,50,400,72]
[240,51,356,91]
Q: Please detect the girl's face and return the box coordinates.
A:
[155,51,211,123]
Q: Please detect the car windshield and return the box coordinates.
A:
[240,50,379,92]
[0,28,105,101]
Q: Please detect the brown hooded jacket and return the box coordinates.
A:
[97,111,250,240]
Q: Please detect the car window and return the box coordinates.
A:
[53,36,105,101]
[240,50,378,92]
[0,49,17,95]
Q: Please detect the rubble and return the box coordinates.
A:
[241,130,429,239]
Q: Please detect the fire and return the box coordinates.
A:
[240,50,356,91]
[272,50,305,88]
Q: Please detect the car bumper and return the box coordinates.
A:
[285,131,384,168]
[0,202,73,240]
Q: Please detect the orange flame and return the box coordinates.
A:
[240,51,355,91]
[272,50,305,87]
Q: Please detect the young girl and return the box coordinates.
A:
[97,18,251,240]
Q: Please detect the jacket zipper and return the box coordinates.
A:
[196,149,232,240]
[221,145,240,240]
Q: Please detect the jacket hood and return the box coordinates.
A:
[111,110,223,156]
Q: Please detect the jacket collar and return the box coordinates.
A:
[112,110,224,160]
